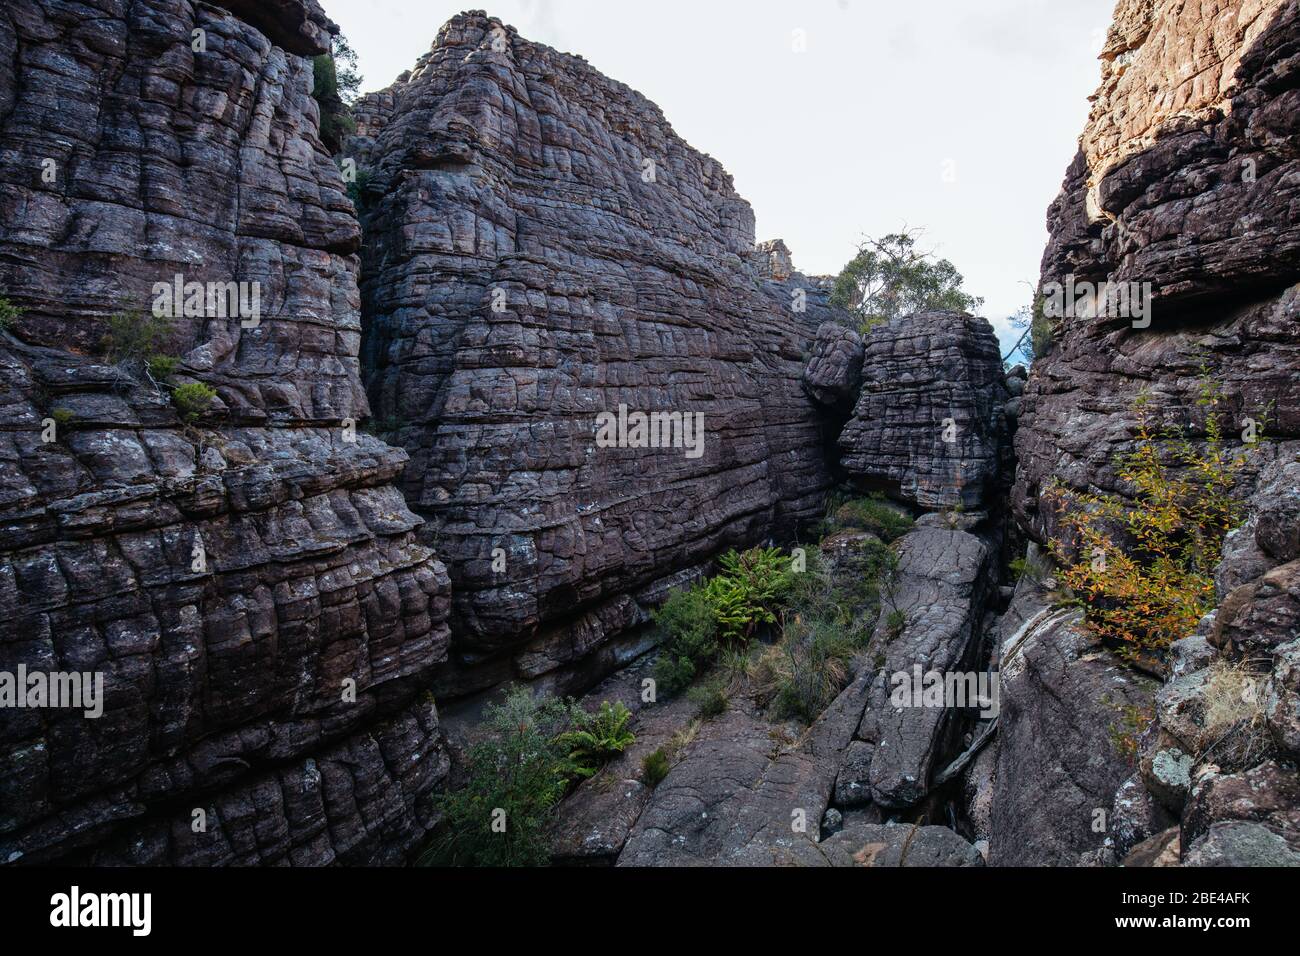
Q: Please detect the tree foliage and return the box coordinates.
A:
[829,231,983,333]
[312,33,362,153]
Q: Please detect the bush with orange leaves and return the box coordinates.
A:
[1048,376,1258,669]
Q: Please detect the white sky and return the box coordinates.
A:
[324,0,1117,352]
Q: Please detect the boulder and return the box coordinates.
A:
[803,322,864,408]
[989,596,1158,865]
[856,525,996,808]
[839,312,1009,510]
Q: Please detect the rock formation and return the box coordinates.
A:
[3,0,1295,872]
[349,12,845,696]
[838,312,1010,510]
[0,0,450,865]
[1008,0,1300,866]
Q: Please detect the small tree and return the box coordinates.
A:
[830,230,983,333]
[313,33,362,153]
[422,688,578,867]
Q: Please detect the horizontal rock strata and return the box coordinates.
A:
[0,0,450,864]
[351,12,845,691]
[839,312,1009,510]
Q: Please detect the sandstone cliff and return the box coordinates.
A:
[1003,0,1300,866]
[0,0,450,864]
[348,12,845,697]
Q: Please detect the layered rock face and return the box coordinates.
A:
[1014,0,1300,543]
[0,0,450,864]
[838,313,1009,510]
[351,12,842,693]
[1008,0,1300,866]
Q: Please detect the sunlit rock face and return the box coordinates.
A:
[1014,0,1300,548]
[352,12,846,694]
[0,0,451,865]
[1005,0,1300,867]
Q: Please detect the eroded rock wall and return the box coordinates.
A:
[0,0,450,865]
[1007,0,1300,866]
[838,312,1010,511]
[352,12,844,695]
[1014,0,1300,544]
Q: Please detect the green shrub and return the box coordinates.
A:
[652,584,719,697]
[171,382,217,422]
[687,680,728,719]
[641,748,671,787]
[0,296,21,333]
[103,312,173,367]
[420,688,576,867]
[1030,294,1055,359]
[556,700,635,778]
[651,546,797,697]
[146,354,179,382]
[346,167,373,211]
[829,494,914,542]
[312,34,360,153]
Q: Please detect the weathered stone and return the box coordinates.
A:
[0,0,450,864]
[857,525,995,808]
[1211,559,1300,656]
[803,322,864,408]
[832,740,875,808]
[1121,826,1181,867]
[989,601,1158,865]
[1182,760,1300,849]
[840,312,1009,510]
[1111,772,1174,860]
[352,12,846,687]
[1183,821,1300,866]
[618,662,874,866]
[1266,638,1300,759]
[805,822,985,867]
[1014,0,1300,550]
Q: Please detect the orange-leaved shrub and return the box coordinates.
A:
[1049,377,1255,666]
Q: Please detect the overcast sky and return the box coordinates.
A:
[324,0,1117,352]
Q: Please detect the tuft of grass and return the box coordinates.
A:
[1200,660,1271,769]
[826,493,914,542]
[687,679,728,719]
[641,748,670,788]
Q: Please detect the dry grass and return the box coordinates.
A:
[1199,659,1272,769]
